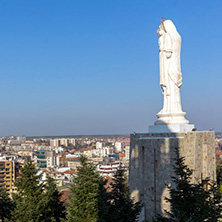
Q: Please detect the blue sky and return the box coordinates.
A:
[0,0,221,136]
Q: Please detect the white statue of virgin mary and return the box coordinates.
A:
[155,19,189,125]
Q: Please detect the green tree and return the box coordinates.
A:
[205,180,222,222]
[42,176,66,222]
[11,161,45,222]
[110,167,142,222]
[156,148,222,222]
[216,164,222,187]
[0,187,14,222]
[67,155,111,222]
[97,177,112,222]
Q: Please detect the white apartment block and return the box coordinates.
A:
[125,145,130,160]
[68,138,76,146]
[50,138,76,148]
[97,162,126,177]
[114,142,123,153]
[50,139,59,147]
[46,152,60,168]
[96,142,105,149]
[59,139,68,147]
[99,146,112,157]
[92,149,100,157]
[82,149,94,158]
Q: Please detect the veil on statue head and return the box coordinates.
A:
[162,19,178,34]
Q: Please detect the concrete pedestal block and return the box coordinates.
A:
[149,124,195,133]
[129,131,216,221]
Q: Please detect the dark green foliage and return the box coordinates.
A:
[42,176,66,222]
[0,187,14,222]
[12,160,46,222]
[205,181,222,222]
[156,148,222,222]
[12,161,67,222]
[216,164,222,186]
[67,155,110,222]
[67,156,141,222]
[10,157,143,222]
[97,177,112,222]
[110,167,142,222]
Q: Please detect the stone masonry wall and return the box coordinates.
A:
[129,131,216,221]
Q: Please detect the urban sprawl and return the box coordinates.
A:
[0,135,130,198]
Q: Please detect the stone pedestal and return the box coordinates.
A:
[155,111,189,125]
[149,124,195,133]
[129,131,216,221]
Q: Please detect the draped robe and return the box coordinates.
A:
[158,20,183,114]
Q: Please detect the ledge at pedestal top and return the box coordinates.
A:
[149,124,195,133]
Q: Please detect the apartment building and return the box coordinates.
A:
[114,142,123,153]
[0,160,15,192]
[35,150,59,168]
[97,162,125,178]
[50,138,76,148]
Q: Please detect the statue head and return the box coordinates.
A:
[162,20,178,34]
[160,17,166,23]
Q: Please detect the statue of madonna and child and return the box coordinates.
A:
[154,18,190,126]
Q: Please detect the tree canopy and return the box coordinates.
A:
[12,161,66,222]
[67,155,104,222]
[0,187,14,222]
[110,167,142,222]
[156,148,222,222]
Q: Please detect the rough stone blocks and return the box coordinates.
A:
[129,131,216,221]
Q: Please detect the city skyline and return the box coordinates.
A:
[0,0,221,136]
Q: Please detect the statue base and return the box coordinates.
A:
[149,124,195,133]
[150,111,194,133]
[129,131,216,221]
[154,111,189,125]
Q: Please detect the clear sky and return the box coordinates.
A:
[0,0,221,136]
